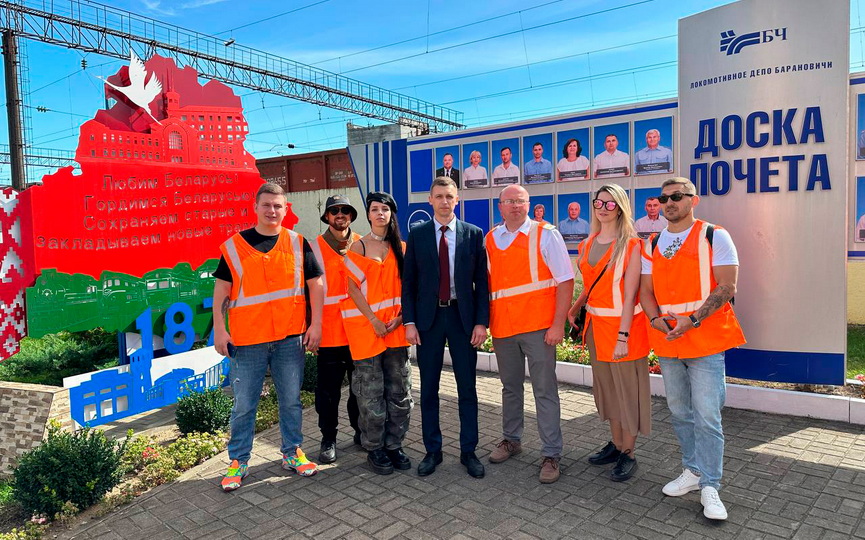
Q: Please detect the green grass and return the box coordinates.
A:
[848,325,865,380]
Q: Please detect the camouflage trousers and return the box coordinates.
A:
[351,347,413,451]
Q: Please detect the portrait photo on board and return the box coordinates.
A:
[857,94,865,160]
[530,195,555,228]
[633,187,668,239]
[522,133,554,184]
[435,145,461,187]
[856,177,865,243]
[556,192,591,244]
[556,127,591,181]
[593,123,630,179]
[633,117,674,176]
[491,138,521,186]
[461,141,490,189]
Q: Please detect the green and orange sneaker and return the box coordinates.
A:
[221,459,248,492]
[282,447,318,477]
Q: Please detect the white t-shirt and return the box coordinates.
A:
[641,223,738,274]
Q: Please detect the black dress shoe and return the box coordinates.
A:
[417,451,443,476]
[588,441,621,465]
[367,449,394,475]
[460,452,485,479]
[386,448,412,470]
[319,440,336,464]
[353,431,362,446]
[610,451,638,482]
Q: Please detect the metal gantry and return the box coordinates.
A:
[0,144,76,169]
[0,0,465,133]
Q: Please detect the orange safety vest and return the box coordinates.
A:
[644,219,746,359]
[578,236,649,362]
[220,228,307,346]
[340,243,408,360]
[311,233,362,348]
[486,220,557,339]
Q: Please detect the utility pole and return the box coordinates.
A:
[3,31,25,191]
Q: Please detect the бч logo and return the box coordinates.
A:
[720,28,787,55]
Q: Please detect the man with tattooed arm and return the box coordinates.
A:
[639,177,745,521]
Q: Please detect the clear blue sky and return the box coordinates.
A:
[5,0,865,181]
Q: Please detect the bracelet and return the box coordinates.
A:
[618,331,629,337]
[650,316,660,325]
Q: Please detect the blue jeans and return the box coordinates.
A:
[659,352,726,490]
[227,335,305,463]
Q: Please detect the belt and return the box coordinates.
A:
[437,299,457,307]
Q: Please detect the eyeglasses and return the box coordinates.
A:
[327,206,351,216]
[500,198,528,205]
[592,199,619,211]
[658,192,694,204]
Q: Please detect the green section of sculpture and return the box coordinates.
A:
[26,260,219,338]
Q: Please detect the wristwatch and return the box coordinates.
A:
[688,314,701,328]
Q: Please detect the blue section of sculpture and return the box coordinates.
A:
[67,302,230,427]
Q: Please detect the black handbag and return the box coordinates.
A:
[569,265,607,341]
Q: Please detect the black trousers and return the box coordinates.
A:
[315,345,360,442]
[417,304,479,453]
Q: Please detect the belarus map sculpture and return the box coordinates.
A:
[3,51,298,426]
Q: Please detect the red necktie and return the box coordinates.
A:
[439,225,450,302]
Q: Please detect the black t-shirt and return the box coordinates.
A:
[213,228,323,282]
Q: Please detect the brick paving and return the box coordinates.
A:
[61,364,865,539]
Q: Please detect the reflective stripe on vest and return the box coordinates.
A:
[310,237,345,306]
[224,231,304,309]
[656,221,711,314]
[488,220,554,301]
[584,245,643,317]
[341,296,402,319]
[342,253,368,298]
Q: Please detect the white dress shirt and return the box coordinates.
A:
[491,217,574,284]
[435,215,457,299]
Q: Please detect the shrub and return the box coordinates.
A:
[0,522,46,540]
[175,388,232,435]
[13,426,126,518]
[165,432,226,470]
[303,351,317,392]
[0,329,118,387]
[120,430,162,474]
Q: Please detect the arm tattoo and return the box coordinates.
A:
[694,284,735,322]
[221,297,230,319]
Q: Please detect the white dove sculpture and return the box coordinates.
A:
[100,50,163,125]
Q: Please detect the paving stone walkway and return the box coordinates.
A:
[61,364,865,539]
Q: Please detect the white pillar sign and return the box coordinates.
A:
[678,0,850,383]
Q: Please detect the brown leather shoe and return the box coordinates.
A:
[539,457,560,484]
[489,439,522,463]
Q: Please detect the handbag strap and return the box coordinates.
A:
[584,265,607,303]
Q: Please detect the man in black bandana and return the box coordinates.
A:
[310,194,363,464]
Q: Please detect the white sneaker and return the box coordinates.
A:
[662,468,701,496]
[700,486,728,520]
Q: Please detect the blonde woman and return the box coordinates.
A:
[568,183,650,482]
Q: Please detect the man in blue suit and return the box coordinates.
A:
[403,176,489,478]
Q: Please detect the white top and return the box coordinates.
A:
[641,222,738,274]
[593,150,629,176]
[434,214,457,299]
[634,215,669,234]
[463,165,488,182]
[857,214,865,242]
[491,217,575,284]
[492,163,521,184]
[557,156,590,172]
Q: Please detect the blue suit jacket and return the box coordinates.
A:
[402,218,489,334]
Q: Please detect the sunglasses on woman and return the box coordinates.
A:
[592,199,619,211]
[657,192,694,204]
